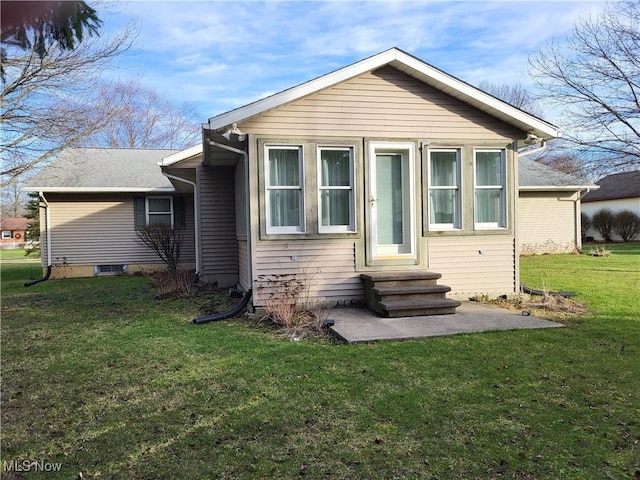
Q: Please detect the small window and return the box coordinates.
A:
[428,149,461,229]
[318,146,355,232]
[134,196,185,231]
[1,230,12,239]
[147,197,173,226]
[94,264,127,275]
[265,146,304,233]
[474,149,506,228]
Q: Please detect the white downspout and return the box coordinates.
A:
[40,191,52,267]
[574,187,593,251]
[162,173,201,275]
[517,140,547,158]
[207,140,252,293]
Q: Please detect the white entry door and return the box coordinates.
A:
[368,142,416,262]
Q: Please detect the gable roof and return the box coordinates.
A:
[24,148,179,193]
[518,158,596,191]
[582,170,640,202]
[0,217,29,231]
[207,47,561,142]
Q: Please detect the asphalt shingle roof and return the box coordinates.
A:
[582,170,640,202]
[518,158,592,189]
[24,148,179,192]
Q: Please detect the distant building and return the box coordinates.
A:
[0,217,29,249]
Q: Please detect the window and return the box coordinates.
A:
[147,197,173,226]
[1,230,12,239]
[474,149,506,228]
[265,146,304,233]
[428,149,461,229]
[94,264,127,275]
[134,196,185,230]
[318,146,354,232]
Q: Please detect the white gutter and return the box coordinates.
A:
[40,192,52,267]
[207,140,252,295]
[161,173,201,276]
[517,140,547,158]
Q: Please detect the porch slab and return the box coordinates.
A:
[328,301,564,343]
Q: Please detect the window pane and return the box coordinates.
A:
[148,198,171,213]
[476,151,502,185]
[269,149,300,186]
[429,189,457,224]
[321,150,350,186]
[269,190,300,227]
[475,189,501,223]
[149,214,172,226]
[376,154,404,244]
[321,190,350,226]
[430,151,457,186]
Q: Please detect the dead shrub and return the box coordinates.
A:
[151,269,196,298]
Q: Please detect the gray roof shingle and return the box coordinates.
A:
[582,170,640,202]
[518,158,594,190]
[24,148,179,192]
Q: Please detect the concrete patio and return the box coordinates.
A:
[328,301,564,343]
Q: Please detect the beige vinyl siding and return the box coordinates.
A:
[519,191,578,254]
[253,239,362,306]
[241,66,521,140]
[198,166,238,286]
[45,193,195,266]
[238,238,249,290]
[427,235,516,296]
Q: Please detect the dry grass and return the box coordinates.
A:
[150,269,197,297]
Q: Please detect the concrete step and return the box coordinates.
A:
[361,271,442,282]
[372,284,451,296]
[377,298,462,318]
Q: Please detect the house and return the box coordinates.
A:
[0,217,29,249]
[27,48,566,314]
[24,148,197,277]
[518,159,597,254]
[581,170,640,241]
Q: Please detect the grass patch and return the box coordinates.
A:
[2,256,639,479]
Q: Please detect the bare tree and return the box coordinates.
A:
[1,16,134,186]
[529,1,640,175]
[136,225,184,271]
[478,81,543,117]
[81,80,201,149]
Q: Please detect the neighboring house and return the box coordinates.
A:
[581,170,640,241]
[0,217,29,249]
[27,48,568,312]
[24,148,196,278]
[518,159,597,254]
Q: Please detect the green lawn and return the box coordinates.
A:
[1,249,639,479]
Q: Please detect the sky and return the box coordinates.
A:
[100,0,608,123]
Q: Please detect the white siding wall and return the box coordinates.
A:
[427,236,516,297]
[582,198,640,241]
[45,193,195,267]
[519,191,579,254]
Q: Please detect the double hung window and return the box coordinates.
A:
[265,146,304,233]
[428,149,461,229]
[318,147,354,232]
[474,149,506,228]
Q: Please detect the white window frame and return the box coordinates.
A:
[265,145,305,234]
[317,146,355,233]
[473,148,506,229]
[146,196,174,227]
[2,230,12,239]
[427,147,462,230]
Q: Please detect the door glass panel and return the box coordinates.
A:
[376,154,403,245]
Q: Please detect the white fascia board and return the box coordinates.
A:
[207,48,560,140]
[208,49,400,130]
[161,144,203,166]
[23,187,176,193]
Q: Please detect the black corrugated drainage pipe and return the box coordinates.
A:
[24,265,52,287]
[520,283,574,298]
[193,289,252,324]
